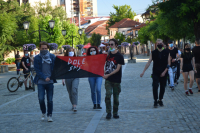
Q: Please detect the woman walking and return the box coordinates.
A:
[62,47,79,112]
[87,46,103,109]
[180,43,196,96]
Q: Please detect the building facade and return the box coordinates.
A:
[60,0,98,18]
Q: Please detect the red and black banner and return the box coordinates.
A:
[51,54,107,79]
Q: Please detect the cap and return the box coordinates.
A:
[168,40,173,44]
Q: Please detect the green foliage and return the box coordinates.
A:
[107,5,136,29]
[89,33,102,47]
[114,32,125,45]
[158,0,200,40]
[5,58,15,64]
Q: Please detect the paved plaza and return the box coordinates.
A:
[0,55,200,133]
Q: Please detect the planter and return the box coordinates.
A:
[0,65,8,73]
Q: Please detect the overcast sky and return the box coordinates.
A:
[97,0,154,16]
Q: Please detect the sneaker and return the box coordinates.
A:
[158,100,164,106]
[73,107,77,112]
[154,101,158,108]
[93,104,97,109]
[47,116,53,122]
[170,86,174,91]
[25,87,29,90]
[189,89,193,95]
[29,86,33,90]
[41,114,45,121]
[96,104,102,109]
[113,114,119,119]
[198,90,200,92]
[106,113,112,119]
[185,91,189,96]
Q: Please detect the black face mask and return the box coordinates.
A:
[157,45,163,49]
[185,48,190,51]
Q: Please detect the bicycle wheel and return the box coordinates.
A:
[7,77,19,92]
[31,76,35,91]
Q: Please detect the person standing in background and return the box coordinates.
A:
[15,51,21,75]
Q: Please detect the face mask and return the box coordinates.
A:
[90,51,96,55]
[40,50,48,55]
[185,48,190,51]
[25,54,28,56]
[169,44,173,47]
[69,51,74,57]
[157,45,163,49]
[110,48,115,52]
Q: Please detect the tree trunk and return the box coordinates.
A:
[136,46,138,55]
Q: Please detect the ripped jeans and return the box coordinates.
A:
[168,66,177,87]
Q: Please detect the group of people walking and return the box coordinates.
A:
[140,38,200,107]
[32,39,124,122]
[15,38,200,122]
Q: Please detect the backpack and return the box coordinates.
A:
[20,61,24,69]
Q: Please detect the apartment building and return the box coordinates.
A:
[16,0,60,8]
[60,0,98,18]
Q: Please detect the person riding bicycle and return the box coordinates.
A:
[167,40,179,90]
[21,50,33,90]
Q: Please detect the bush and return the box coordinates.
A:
[5,58,15,64]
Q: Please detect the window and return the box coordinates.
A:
[111,31,112,36]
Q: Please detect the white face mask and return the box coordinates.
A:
[69,51,74,57]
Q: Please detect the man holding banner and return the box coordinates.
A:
[103,39,125,119]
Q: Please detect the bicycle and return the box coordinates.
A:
[7,68,35,92]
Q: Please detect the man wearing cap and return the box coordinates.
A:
[140,39,170,107]
[167,40,179,90]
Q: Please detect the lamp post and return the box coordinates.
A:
[62,29,83,48]
[122,31,126,53]
[23,20,55,42]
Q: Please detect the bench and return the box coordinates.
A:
[0,65,8,73]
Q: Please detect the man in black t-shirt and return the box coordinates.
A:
[140,39,170,108]
[21,50,33,90]
[15,51,21,75]
[167,40,179,90]
[103,39,124,119]
[192,39,200,91]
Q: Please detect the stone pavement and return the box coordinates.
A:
[0,55,200,133]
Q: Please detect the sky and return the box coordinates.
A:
[97,0,154,16]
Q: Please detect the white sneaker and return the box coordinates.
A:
[73,107,77,112]
[41,114,45,121]
[47,116,53,122]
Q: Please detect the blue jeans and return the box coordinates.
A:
[88,77,102,104]
[16,62,20,74]
[38,84,54,116]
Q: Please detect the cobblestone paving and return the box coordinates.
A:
[0,55,200,133]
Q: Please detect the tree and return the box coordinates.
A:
[158,0,200,40]
[89,33,102,47]
[0,12,18,61]
[107,5,136,29]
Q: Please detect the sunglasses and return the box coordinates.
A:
[90,50,96,52]
[108,44,114,46]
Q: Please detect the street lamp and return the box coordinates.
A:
[135,30,138,37]
[62,28,83,48]
[23,20,55,42]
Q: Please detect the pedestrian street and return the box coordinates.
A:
[0,55,200,133]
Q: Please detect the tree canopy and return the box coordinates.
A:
[107,5,136,29]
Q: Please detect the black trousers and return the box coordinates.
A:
[152,74,167,101]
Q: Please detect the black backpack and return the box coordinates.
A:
[20,61,24,69]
